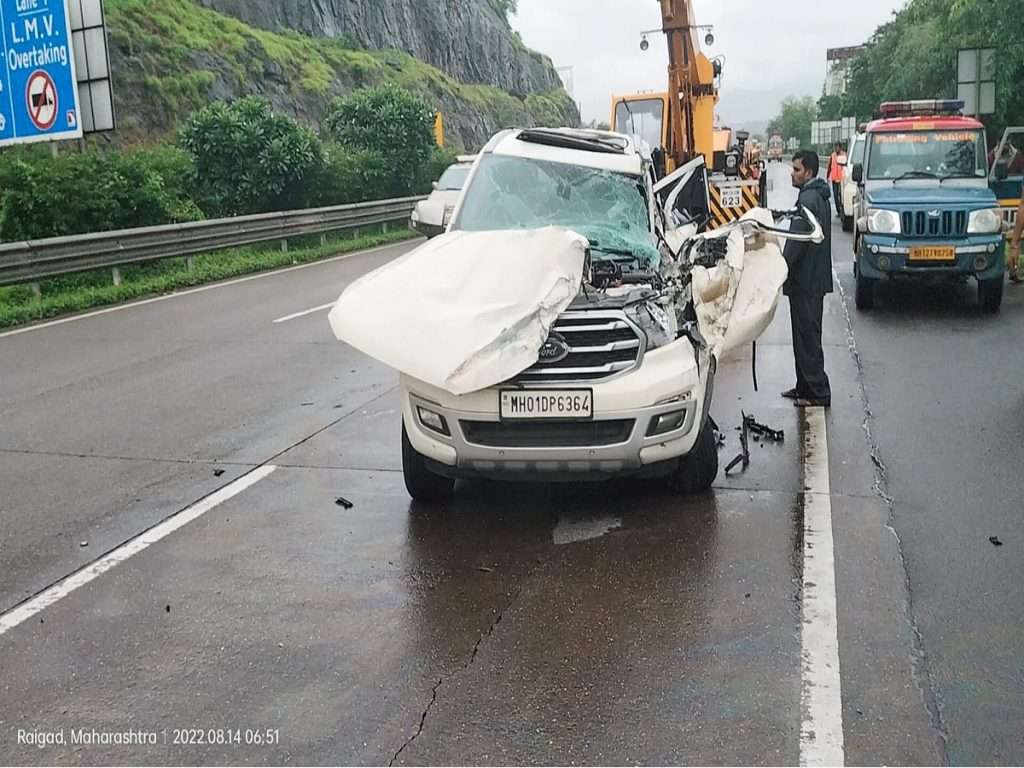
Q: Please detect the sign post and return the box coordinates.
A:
[957,48,996,117]
[0,0,82,147]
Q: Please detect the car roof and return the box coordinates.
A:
[482,128,645,176]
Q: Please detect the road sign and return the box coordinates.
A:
[957,48,996,117]
[0,0,83,147]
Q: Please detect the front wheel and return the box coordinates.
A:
[978,275,1004,313]
[855,267,876,310]
[402,423,455,502]
[668,419,719,494]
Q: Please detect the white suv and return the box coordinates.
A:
[330,128,817,501]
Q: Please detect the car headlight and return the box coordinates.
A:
[968,208,1002,234]
[866,208,901,234]
[626,301,676,350]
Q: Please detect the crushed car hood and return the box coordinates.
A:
[688,208,790,359]
[328,227,587,396]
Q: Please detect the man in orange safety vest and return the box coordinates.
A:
[827,142,847,219]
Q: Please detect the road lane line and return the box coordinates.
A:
[800,407,845,767]
[0,240,420,340]
[273,302,335,324]
[0,465,278,637]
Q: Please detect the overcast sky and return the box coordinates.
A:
[512,0,905,127]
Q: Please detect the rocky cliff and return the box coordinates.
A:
[104,0,578,149]
[195,0,562,97]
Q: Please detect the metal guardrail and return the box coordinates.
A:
[0,196,425,287]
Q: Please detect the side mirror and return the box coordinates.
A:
[995,161,1010,181]
[852,163,863,184]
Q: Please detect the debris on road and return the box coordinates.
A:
[725,414,751,475]
[744,413,784,442]
[335,496,355,509]
[474,566,495,573]
[990,536,1004,547]
[79,540,88,548]
[213,469,226,477]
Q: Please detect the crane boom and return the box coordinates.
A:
[660,0,718,168]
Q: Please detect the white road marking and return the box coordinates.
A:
[273,302,335,324]
[799,407,845,767]
[0,465,278,637]
[553,514,622,545]
[0,240,419,340]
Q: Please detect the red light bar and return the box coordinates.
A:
[879,100,965,118]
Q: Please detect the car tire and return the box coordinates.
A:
[668,418,719,494]
[979,275,1004,314]
[855,268,876,310]
[402,423,455,502]
[842,214,854,232]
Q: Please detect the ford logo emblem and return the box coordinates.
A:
[539,334,570,364]
[928,210,941,218]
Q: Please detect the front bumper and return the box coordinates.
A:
[401,341,709,481]
[858,234,1005,280]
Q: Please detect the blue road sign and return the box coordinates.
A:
[0,0,82,146]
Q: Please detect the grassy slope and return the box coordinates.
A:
[106,0,575,147]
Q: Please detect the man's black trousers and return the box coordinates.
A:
[789,292,831,401]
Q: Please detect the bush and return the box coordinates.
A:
[324,85,437,196]
[306,144,394,207]
[179,96,323,217]
[0,145,203,242]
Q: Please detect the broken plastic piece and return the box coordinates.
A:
[990,536,1004,547]
[335,497,355,510]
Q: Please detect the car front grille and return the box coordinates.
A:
[901,210,968,238]
[460,419,635,448]
[516,311,644,383]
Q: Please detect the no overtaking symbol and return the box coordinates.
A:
[26,71,58,131]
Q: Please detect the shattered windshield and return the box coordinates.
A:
[452,154,659,268]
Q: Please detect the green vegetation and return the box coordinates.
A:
[103,0,575,145]
[180,97,322,216]
[0,228,416,329]
[486,0,519,20]
[767,96,818,148]
[324,85,436,196]
[831,0,1023,138]
[0,145,203,242]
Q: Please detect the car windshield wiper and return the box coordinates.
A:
[893,170,939,182]
[518,129,623,154]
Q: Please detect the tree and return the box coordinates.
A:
[840,0,1024,138]
[179,97,322,217]
[818,94,844,122]
[767,96,818,147]
[324,85,436,196]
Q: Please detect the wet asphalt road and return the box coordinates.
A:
[0,162,1020,765]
